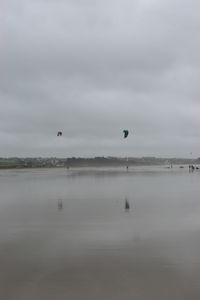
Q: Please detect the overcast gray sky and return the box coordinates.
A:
[1,0,200,158]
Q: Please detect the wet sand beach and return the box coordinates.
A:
[0,166,200,299]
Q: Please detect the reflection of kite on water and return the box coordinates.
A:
[125,198,130,210]
[57,131,63,136]
[123,130,129,138]
[58,199,63,210]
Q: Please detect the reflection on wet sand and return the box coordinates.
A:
[57,199,63,210]
[1,233,200,300]
[125,197,130,211]
[0,167,200,300]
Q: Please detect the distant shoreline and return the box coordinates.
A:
[0,157,198,169]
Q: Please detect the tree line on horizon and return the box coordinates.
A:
[0,157,199,169]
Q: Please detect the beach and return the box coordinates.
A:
[0,166,200,299]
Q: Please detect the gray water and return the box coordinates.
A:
[0,166,200,300]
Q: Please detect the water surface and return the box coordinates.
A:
[0,166,200,300]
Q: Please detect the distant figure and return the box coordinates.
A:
[170,164,173,168]
[125,198,130,210]
[126,165,129,171]
[189,165,195,172]
[58,199,63,210]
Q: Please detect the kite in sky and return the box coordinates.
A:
[123,130,129,138]
[57,131,63,136]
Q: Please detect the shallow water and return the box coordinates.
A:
[0,166,200,300]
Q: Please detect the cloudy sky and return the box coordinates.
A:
[1,0,200,158]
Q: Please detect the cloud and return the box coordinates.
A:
[1,0,200,157]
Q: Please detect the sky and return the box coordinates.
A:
[1,0,200,158]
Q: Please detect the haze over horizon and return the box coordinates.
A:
[1,0,200,158]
